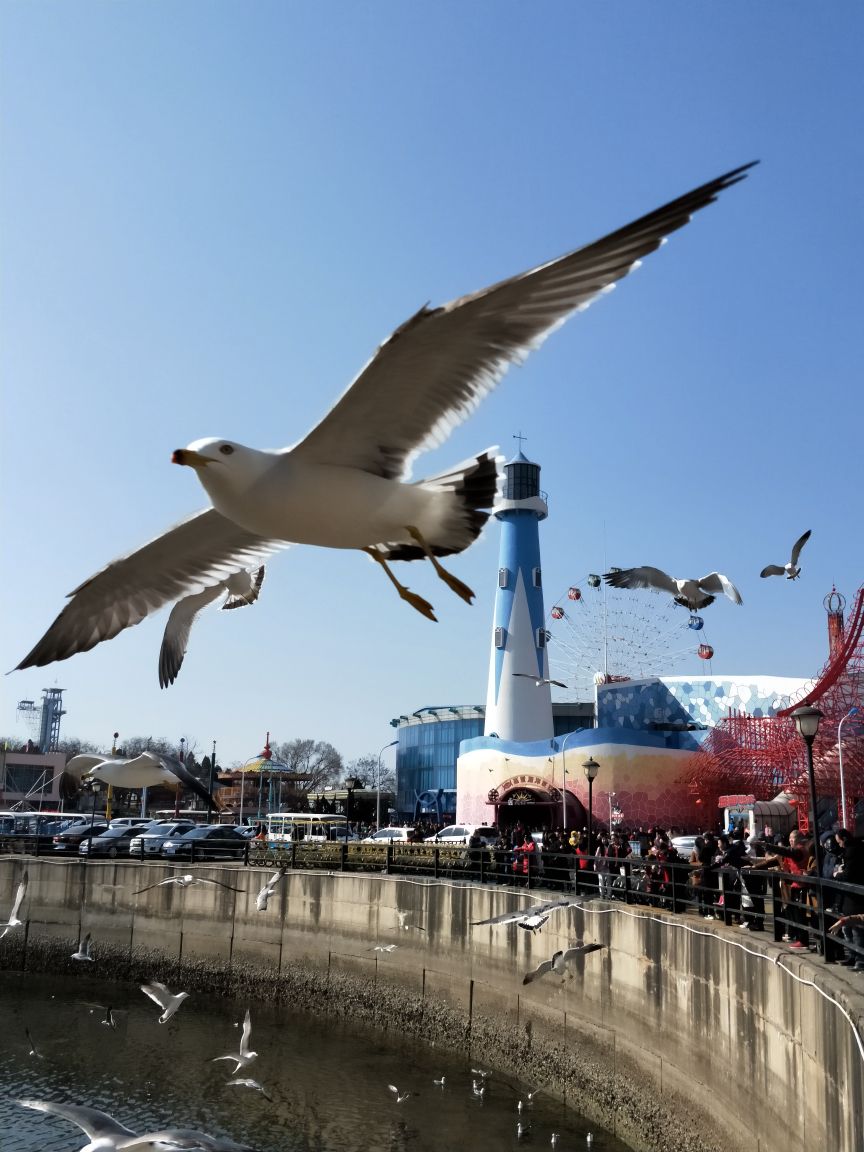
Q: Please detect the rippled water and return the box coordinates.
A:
[1,971,628,1152]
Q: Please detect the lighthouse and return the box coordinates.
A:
[483,445,553,741]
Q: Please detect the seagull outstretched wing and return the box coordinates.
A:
[603,567,678,596]
[698,572,742,604]
[790,529,812,567]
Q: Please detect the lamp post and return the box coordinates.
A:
[376,740,398,831]
[791,705,828,961]
[838,707,859,829]
[175,738,186,818]
[343,776,363,842]
[583,757,600,852]
[560,731,582,832]
[209,740,217,824]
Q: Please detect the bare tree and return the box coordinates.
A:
[271,739,343,793]
[346,753,395,793]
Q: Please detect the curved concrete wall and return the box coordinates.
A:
[1,858,861,1152]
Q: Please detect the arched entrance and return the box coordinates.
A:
[487,775,587,833]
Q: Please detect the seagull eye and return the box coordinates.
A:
[219,444,234,456]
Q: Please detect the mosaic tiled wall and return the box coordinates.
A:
[597,675,808,730]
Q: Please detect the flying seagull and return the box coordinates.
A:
[255,867,286,911]
[71,932,94,962]
[226,1078,273,1102]
[65,751,218,812]
[159,565,266,688]
[16,163,755,667]
[140,980,190,1024]
[388,1085,410,1104]
[396,910,426,932]
[17,1099,253,1151]
[212,1009,258,1074]
[522,942,605,984]
[602,566,743,612]
[512,672,567,688]
[760,530,811,580]
[0,870,28,939]
[133,874,242,895]
[472,897,583,933]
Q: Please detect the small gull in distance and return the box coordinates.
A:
[512,673,568,688]
[212,1009,258,1074]
[602,566,742,612]
[369,943,399,952]
[433,1075,446,1088]
[396,910,425,931]
[134,874,242,895]
[71,932,94,962]
[159,566,266,688]
[16,164,756,669]
[760,529,811,580]
[388,1085,410,1104]
[226,1077,273,1102]
[522,942,604,984]
[140,980,190,1024]
[1,870,28,938]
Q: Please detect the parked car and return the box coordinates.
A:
[361,827,416,844]
[425,824,498,846]
[53,821,109,854]
[79,825,143,858]
[161,825,248,860]
[129,821,198,857]
[108,817,154,829]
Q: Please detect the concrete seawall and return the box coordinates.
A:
[1,857,861,1152]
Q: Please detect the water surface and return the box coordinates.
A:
[0,971,629,1151]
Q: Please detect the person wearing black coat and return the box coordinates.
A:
[833,830,864,969]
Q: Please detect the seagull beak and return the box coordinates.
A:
[172,449,211,469]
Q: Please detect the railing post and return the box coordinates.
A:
[433,847,438,880]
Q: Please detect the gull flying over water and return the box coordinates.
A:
[140,980,190,1024]
[72,932,94,962]
[255,867,286,911]
[15,163,755,667]
[159,566,265,688]
[1,870,28,938]
[134,874,242,896]
[226,1077,272,1101]
[472,897,583,934]
[760,529,811,580]
[602,566,743,612]
[212,1009,258,1074]
[512,672,567,688]
[522,942,604,984]
[388,1085,410,1104]
[17,1099,252,1151]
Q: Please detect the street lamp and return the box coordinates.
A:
[583,757,600,851]
[343,775,363,842]
[376,740,398,830]
[560,730,582,831]
[838,707,859,829]
[791,705,828,960]
[83,778,102,824]
[209,740,217,824]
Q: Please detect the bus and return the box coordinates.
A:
[264,812,355,845]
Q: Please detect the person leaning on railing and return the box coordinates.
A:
[830,829,864,970]
[763,830,811,949]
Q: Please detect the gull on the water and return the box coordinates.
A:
[522,942,605,984]
[388,1085,410,1104]
[1,870,28,938]
[159,566,266,688]
[24,1027,43,1059]
[17,1098,253,1151]
[212,1009,258,1074]
[760,529,812,580]
[140,980,190,1024]
[255,867,286,911]
[133,874,242,896]
[16,164,755,669]
[71,932,94,962]
[433,1075,446,1088]
[226,1077,272,1101]
[602,566,743,612]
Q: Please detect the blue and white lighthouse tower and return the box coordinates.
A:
[484,447,553,742]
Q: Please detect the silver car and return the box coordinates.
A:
[129,821,197,856]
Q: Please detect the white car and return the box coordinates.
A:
[129,821,197,856]
[425,824,497,846]
[361,827,416,844]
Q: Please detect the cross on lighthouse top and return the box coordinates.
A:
[513,431,528,452]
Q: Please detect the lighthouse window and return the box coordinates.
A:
[532,567,542,587]
[495,627,506,649]
[536,627,547,649]
[504,462,539,501]
[498,567,509,589]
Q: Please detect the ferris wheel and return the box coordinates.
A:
[546,572,716,699]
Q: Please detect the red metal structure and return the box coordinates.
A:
[683,585,864,830]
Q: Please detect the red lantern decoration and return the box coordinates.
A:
[698,644,714,660]
[551,606,564,620]
[567,587,581,601]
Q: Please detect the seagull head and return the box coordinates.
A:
[173,439,276,499]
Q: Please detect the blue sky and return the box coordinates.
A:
[2,3,861,768]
